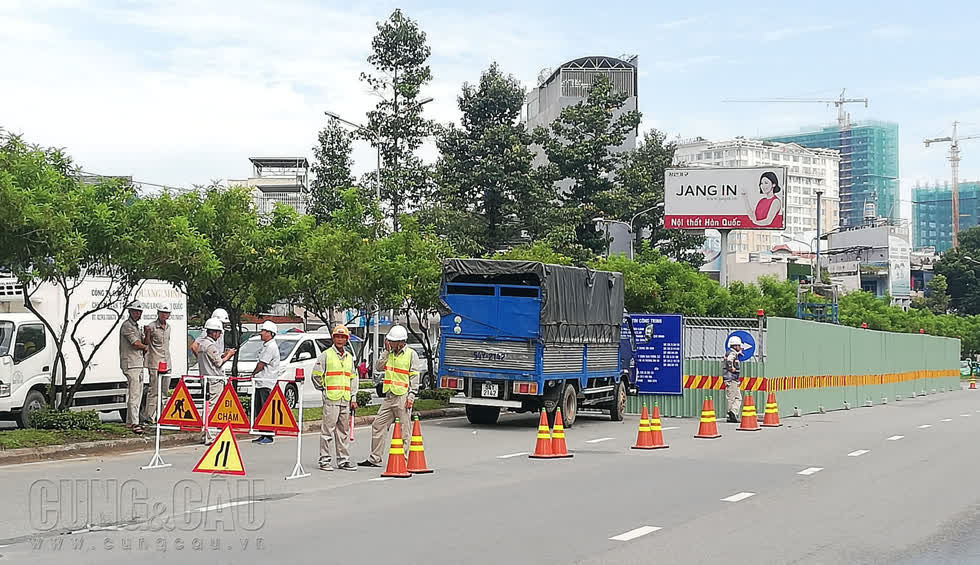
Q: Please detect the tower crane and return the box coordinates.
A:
[722,88,869,129]
[925,121,980,248]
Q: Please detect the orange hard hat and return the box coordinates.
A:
[332,324,350,337]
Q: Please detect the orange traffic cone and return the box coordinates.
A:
[529,409,555,459]
[761,392,782,427]
[631,404,654,449]
[406,415,433,474]
[737,393,760,431]
[971,376,976,390]
[380,419,412,478]
[694,397,721,439]
[551,408,573,458]
[647,404,669,449]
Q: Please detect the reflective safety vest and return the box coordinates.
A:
[316,347,353,402]
[382,349,413,396]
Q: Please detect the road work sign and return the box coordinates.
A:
[253,386,299,435]
[158,378,203,430]
[207,382,250,430]
[628,314,684,395]
[726,330,756,362]
[193,426,245,476]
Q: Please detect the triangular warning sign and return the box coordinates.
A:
[158,378,203,430]
[206,382,250,430]
[193,426,245,476]
[253,386,299,435]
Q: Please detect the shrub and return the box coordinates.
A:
[356,391,372,407]
[418,388,455,403]
[31,409,103,430]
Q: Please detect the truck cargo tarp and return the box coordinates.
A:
[440,259,624,342]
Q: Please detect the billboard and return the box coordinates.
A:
[664,167,788,230]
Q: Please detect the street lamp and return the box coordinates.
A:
[592,203,665,260]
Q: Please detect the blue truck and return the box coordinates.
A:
[437,259,633,426]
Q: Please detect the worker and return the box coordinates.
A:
[722,336,743,423]
[141,304,172,425]
[312,324,358,471]
[191,308,231,357]
[251,320,281,445]
[198,317,236,444]
[359,325,420,468]
[119,301,147,434]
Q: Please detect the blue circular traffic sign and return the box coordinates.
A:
[726,330,756,362]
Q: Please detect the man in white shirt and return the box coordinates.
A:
[251,320,281,445]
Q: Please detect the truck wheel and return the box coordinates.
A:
[465,405,500,425]
[17,389,47,429]
[560,384,577,427]
[609,379,626,422]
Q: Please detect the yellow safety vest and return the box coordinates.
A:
[317,347,353,402]
[383,349,413,396]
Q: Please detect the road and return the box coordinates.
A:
[1,387,979,564]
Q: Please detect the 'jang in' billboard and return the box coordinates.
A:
[664,167,788,230]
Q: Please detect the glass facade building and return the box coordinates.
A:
[913,181,980,252]
[766,121,899,229]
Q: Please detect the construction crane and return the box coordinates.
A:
[924,121,980,248]
[722,88,869,129]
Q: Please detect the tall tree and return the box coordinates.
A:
[935,227,980,314]
[360,9,434,230]
[533,75,641,254]
[308,118,356,224]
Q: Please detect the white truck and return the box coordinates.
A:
[0,277,187,427]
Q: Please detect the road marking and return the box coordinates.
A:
[847,450,870,457]
[662,426,680,431]
[918,424,932,429]
[190,500,255,513]
[962,414,972,417]
[609,526,662,541]
[585,437,615,444]
[369,477,395,482]
[721,492,756,502]
[942,418,953,422]
[797,467,823,476]
[497,452,529,459]
[886,435,904,441]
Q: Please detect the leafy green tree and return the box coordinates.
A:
[309,118,357,224]
[935,229,980,314]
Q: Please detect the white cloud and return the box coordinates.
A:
[871,24,912,39]
[761,24,837,42]
[654,17,699,30]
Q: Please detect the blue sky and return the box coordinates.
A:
[2,0,978,218]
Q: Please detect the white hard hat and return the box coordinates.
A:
[157,304,172,313]
[261,320,278,334]
[728,336,742,347]
[386,325,408,342]
[204,318,223,331]
[127,301,144,311]
[210,308,230,324]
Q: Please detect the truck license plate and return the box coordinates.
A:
[481,383,499,398]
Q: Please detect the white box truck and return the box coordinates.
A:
[0,277,187,427]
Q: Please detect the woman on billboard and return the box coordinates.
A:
[742,171,783,228]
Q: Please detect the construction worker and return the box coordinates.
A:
[198,317,236,444]
[723,336,743,423]
[360,325,420,468]
[119,302,147,434]
[191,308,231,357]
[251,320,281,445]
[141,304,172,425]
[312,324,358,471]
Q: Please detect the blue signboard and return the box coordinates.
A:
[628,314,684,395]
[725,330,756,362]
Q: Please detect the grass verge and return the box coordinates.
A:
[300,398,449,423]
[0,423,136,450]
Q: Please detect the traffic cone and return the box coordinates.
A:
[380,419,412,478]
[737,393,760,431]
[761,392,782,427]
[550,408,573,458]
[970,376,976,390]
[631,404,654,449]
[406,415,433,474]
[694,397,721,439]
[647,404,669,449]
[529,409,555,459]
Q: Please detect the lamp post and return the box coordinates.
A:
[815,189,824,283]
[592,203,664,260]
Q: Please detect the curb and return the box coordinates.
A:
[0,407,465,467]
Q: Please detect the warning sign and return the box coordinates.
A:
[206,382,250,430]
[253,386,299,435]
[158,378,203,430]
[192,426,245,476]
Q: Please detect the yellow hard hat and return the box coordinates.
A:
[332,324,350,337]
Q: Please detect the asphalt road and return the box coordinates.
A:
[1,387,979,564]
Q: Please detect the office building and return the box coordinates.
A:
[765,120,899,229]
[228,157,310,215]
[912,181,980,253]
[825,222,912,309]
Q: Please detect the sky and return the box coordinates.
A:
[2,0,979,219]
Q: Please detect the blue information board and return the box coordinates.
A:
[628,314,684,395]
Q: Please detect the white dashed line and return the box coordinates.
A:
[721,492,756,502]
[190,500,255,513]
[847,450,870,457]
[609,526,662,541]
[886,435,904,441]
[585,437,615,444]
[918,424,932,429]
[369,477,395,482]
[962,414,972,417]
[497,452,529,459]
[662,426,680,431]
[942,418,953,422]
[797,467,824,476]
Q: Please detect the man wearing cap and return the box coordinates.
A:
[360,325,420,468]
[312,325,358,471]
[119,302,147,433]
[141,305,173,425]
[198,318,236,444]
[251,320,281,445]
[722,336,743,423]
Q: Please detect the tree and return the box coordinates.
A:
[533,75,642,254]
[309,119,356,224]
[360,9,434,229]
[935,227,980,314]
[912,274,950,315]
